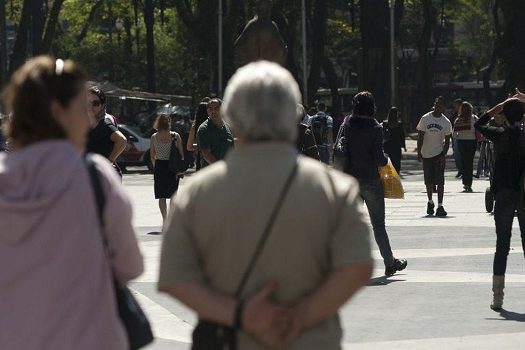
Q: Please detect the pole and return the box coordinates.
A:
[218,0,223,97]
[301,0,308,103]
[390,0,395,106]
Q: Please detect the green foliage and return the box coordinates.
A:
[447,0,496,80]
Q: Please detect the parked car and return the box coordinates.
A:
[116,124,153,172]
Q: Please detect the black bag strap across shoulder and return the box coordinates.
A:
[234,162,299,298]
[85,154,106,229]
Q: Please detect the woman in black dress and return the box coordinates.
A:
[150,114,184,227]
[382,107,406,174]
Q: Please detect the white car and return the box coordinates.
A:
[116,124,153,171]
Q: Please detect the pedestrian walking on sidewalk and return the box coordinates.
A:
[453,101,478,192]
[186,101,209,171]
[196,98,235,168]
[0,56,143,350]
[158,61,373,349]
[475,95,525,311]
[382,106,406,174]
[307,102,334,164]
[86,85,127,177]
[450,99,463,178]
[417,96,453,217]
[150,114,184,227]
[343,91,408,276]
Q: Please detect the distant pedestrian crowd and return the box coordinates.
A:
[2,55,525,349]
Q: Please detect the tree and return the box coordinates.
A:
[8,0,65,74]
[359,0,390,113]
[144,0,156,92]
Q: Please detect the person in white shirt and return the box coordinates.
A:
[417,96,452,217]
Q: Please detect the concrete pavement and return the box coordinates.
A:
[124,158,525,350]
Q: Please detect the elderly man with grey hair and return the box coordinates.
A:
[158,61,373,349]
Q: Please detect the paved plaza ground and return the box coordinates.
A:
[124,144,525,349]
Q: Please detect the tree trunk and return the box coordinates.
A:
[9,0,32,75]
[323,57,341,120]
[415,0,436,119]
[0,0,7,84]
[76,0,105,43]
[30,0,45,55]
[359,0,390,114]
[498,0,525,95]
[144,0,156,92]
[307,0,327,105]
[41,0,65,53]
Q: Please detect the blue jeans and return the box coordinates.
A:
[452,138,462,174]
[318,145,330,164]
[493,189,525,275]
[358,178,395,267]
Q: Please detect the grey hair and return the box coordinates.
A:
[221,61,301,142]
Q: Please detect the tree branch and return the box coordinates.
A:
[174,0,196,28]
[76,0,105,43]
[41,0,65,53]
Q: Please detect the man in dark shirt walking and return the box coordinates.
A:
[197,98,234,168]
[344,91,407,276]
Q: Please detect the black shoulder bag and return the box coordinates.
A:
[85,155,154,350]
[192,162,299,350]
[168,133,189,174]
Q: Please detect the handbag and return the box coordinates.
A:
[168,133,189,174]
[85,155,154,350]
[192,162,299,350]
[378,159,404,199]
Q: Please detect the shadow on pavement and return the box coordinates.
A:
[498,309,525,322]
[367,275,406,286]
[147,231,162,235]
[421,215,456,219]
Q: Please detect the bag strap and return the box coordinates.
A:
[85,154,107,245]
[234,162,299,298]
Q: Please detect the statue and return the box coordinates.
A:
[234,0,288,67]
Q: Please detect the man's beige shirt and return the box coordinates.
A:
[158,143,373,349]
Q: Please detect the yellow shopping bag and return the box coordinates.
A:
[379,161,404,199]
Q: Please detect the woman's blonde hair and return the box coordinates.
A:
[153,114,171,131]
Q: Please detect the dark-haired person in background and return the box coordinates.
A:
[308,102,333,164]
[475,93,525,311]
[382,107,406,174]
[86,86,127,176]
[187,101,209,171]
[417,96,452,217]
[451,98,463,178]
[344,91,407,276]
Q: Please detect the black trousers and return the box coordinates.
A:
[458,139,477,187]
[493,189,525,275]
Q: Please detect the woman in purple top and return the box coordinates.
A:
[0,56,143,350]
[344,91,407,276]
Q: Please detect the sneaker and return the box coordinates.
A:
[385,258,408,276]
[455,172,463,178]
[436,206,448,217]
[427,201,435,215]
[463,186,473,193]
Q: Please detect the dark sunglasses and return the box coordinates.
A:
[89,100,102,107]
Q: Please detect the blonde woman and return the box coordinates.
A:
[150,114,184,225]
